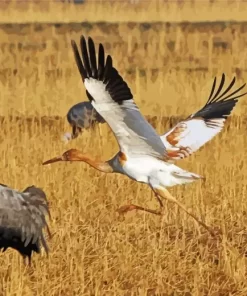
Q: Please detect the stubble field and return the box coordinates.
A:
[1,1,247,295]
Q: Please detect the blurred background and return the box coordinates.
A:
[0,0,247,117]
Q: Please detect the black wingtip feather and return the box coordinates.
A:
[201,100,237,120]
[71,40,87,81]
[88,37,97,79]
[207,73,245,104]
[221,82,246,102]
[103,55,113,84]
[207,76,216,103]
[71,35,133,105]
[230,90,247,101]
[80,36,92,78]
[192,74,247,120]
[98,43,105,80]
[210,73,225,103]
[214,76,236,102]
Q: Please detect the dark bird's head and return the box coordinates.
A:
[23,185,47,200]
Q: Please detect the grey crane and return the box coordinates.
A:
[63,101,105,142]
[0,184,51,265]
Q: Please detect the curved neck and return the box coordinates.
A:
[69,151,113,173]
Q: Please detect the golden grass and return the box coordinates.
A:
[0,0,247,24]
[1,22,247,295]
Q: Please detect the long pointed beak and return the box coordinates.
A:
[42,156,63,165]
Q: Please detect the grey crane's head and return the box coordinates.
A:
[22,185,47,201]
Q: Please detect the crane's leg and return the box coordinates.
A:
[117,185,164,216]
[149,183,164,209]
[153,187,215,237]
[117,186,214,236]
[117,203,162,216]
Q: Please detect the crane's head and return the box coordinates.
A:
[43,149,113,173]
[42,149,83,165]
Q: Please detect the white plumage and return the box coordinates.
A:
[43,36,247,235]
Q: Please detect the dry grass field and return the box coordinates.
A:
[0,0,247,23]
[1,1,247,295]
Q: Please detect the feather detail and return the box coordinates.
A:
[161,74,247,161]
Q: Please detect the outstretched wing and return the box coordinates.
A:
[160,74,247,161]
[71,35,166,159]
[0,184,50,259]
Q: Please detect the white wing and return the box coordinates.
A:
[160,74,247,161]
[71,36,167,159]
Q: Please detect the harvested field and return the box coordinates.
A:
[1,22,247,78]
[1,1,247,295]
[0,0,246,23]
[1,22,247,118]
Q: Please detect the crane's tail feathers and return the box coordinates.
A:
[171,171,205,185]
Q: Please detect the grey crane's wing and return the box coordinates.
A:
[70,35,167,159]
[67,101,105,129]
[64,101,106,142]
[160,74,247,161]
[0,185,50,254]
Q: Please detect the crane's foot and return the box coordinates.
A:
[116,203,161,216]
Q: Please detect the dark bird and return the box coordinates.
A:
[63,101,105,142]
[43,36,247,236]
[0,184,51,265]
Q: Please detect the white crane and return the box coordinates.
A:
[43,36,247,236]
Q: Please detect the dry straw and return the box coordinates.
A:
[0,1,247,295]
